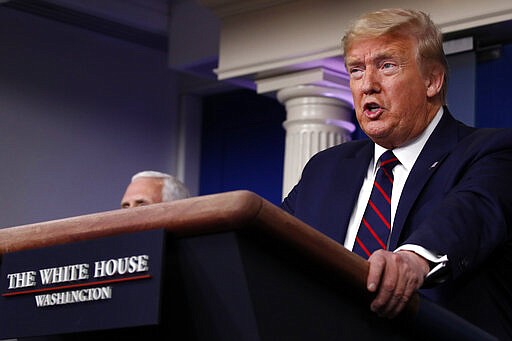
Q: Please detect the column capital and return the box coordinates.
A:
[277,84,353,109]
[277,84,356,134]
[256,66,351,98]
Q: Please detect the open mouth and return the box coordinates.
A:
[362,102,384,119]
[364,102,381,113]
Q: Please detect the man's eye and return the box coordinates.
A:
[134,200,149,207]
[349,68,364,79]
[381,62,397,70]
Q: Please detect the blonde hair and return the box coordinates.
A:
[342,8,448,103]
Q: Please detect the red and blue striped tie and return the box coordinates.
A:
[353,150,400,259]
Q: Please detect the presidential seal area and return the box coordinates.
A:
[35,286,112,307]
[94,254,149,278]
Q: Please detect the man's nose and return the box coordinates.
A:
[361,69,381,94]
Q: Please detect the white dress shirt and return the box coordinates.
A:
[344,107,448,275]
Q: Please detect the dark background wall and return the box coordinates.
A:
[200,90,286,205]
[0,7,179,227]
[476,44,512,128]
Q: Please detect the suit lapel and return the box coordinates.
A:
[332,142,373,242]
[389,111,462,249]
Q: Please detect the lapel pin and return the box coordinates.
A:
[430,161,439,169]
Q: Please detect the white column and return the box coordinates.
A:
[278,85,355,199]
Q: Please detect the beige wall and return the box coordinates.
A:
[205,0,512,82]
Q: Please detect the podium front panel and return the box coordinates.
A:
[0,229,165,339]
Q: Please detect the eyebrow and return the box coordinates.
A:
[346,50,401,67]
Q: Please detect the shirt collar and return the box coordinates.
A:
[372,106,444,172]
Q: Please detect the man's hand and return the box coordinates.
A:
[366,250,430,318]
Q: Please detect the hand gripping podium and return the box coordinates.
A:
[0,191,496,340]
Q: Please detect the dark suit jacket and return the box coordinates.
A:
[282,111,512,339]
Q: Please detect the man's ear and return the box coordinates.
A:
[425,65,445,98]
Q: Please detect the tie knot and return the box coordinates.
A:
[379,150,400,171]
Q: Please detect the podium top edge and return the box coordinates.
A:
[0,190,263,254]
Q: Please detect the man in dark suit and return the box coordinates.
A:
[282,8,512,339]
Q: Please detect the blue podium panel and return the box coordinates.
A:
[0,229,165,339]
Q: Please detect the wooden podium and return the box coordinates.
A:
[0,191,496,340]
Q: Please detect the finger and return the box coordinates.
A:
[369,253,398,314]
[373,262,399,315]
[366,252,386,293]
[384,253,426,318]
[380,253,408,316]
[385,277,412,318]
[387,292,411,318]
[386,274,418,318]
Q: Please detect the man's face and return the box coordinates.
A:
[120,177,163,209]
[345,34,441,149]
